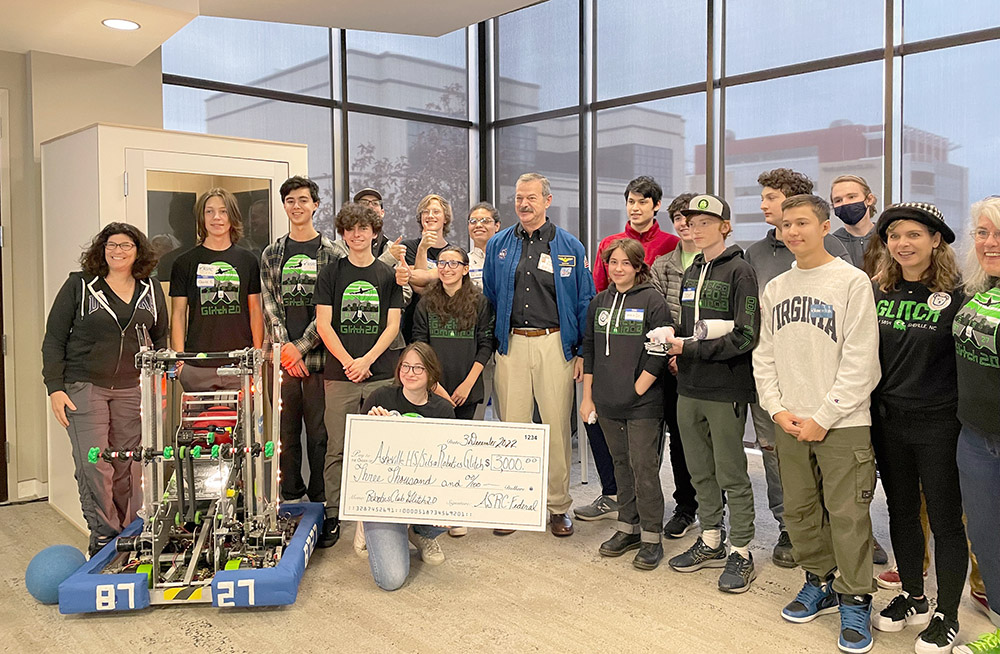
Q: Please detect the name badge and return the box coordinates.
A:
[470,267,484,282]
[196,262,216,287]
[810,302,834,319]
[538,253,554,274]
[624,308,644,322]
[681,288,696,302]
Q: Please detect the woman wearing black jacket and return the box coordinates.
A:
[412,245,494,421]
[580,238,671,570]
[42,223,168,556]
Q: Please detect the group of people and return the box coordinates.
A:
[42,168,1000,654]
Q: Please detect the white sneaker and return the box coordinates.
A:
[353,522,368,558]
[408,527,445,565]
[448,526,468,537]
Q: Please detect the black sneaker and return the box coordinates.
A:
[632,542,664,571]
[915,613,959,654]
[872,592,930,632]
[663,511,698,539]
[668,535,728,572]
[718,551,757,593]
[598,531,641,557]
[318,516,340,549]
[772,530,797,568]
[872,536,888,565]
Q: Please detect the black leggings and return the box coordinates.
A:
[872,399,968,620]
[453,402,480,421]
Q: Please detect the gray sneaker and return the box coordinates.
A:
[668,535,728,572]
[573,495,619,521]
[718,551,757,593]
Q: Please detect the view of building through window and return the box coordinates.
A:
[162,4,999,250]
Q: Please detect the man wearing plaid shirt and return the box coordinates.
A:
[261,176,341,504]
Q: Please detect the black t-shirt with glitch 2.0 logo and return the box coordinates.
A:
[281,235,321,341]
[313,257,404,382]
[169,244,261,355]
[873,280,961,408]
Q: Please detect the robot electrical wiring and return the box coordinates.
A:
[59,335,323,614]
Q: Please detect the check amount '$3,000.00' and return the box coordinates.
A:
[339,416,550,531]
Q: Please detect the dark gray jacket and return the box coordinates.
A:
[744,228,852,292]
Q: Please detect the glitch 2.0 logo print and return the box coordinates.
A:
[281,254,317,306]
[340,280,381,335]
[199,262,241,316]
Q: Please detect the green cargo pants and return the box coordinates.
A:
[775,424,878,595]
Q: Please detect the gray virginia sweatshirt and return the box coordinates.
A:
[753,257,881,430]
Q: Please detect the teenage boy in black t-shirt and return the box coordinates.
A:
[314,202,404,547]
[261,176,341,504]
[170,188,263,391]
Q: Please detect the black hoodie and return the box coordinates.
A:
[42,272,169,394]
[676,244,759,404]
[583,282,671,419]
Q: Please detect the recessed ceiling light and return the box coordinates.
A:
[102,18,140,31]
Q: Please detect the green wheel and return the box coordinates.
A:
[137,563,154,588]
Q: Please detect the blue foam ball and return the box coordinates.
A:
[25,545,87,604]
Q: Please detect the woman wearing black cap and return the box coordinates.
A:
[868,202,968,653]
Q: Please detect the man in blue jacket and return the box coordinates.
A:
[483,173,595,537]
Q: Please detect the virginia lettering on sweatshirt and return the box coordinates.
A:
[754,257,881,430]
[582,283,671,419]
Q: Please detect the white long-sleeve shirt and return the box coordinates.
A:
[753,257,881,430]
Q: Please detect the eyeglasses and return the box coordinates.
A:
[399,363,426,375]
[105,242,136,252]
[420,209,444,218]
[357,198,382,208]
[436,260,465,270]
[971,228,1000,243]
[468,217,495,225]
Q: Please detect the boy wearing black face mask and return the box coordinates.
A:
[829,175,877,269]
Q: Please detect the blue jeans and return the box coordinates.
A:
[364,523,445,591]
[957,424,1000,627]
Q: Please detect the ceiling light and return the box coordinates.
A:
[102,18,140,31]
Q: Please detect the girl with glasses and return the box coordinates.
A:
[360,342,455,590]
[412,246,495,421]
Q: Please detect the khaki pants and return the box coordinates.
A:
[322,377,395,517]
[495,332,574,514]
[776,424,877,595]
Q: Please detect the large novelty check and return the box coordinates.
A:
[339,415,550,531]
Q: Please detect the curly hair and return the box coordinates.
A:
[878,229,961,294]
[416,194,453,235]
[335,202,383,235]
[195,188,244,244]
[601,238,652,285]
[79,222,158,279]
[667,192,698,218]
[394,341,444,395]
[420,246,482,332]
[758,168,814,197]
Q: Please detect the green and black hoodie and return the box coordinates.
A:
[676,244,759,404]
[582,282,671,420]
